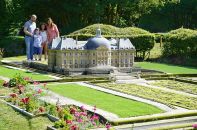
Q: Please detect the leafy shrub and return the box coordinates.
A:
[163,28,197,58]
[8,74,28,88]
[0,36,25,57]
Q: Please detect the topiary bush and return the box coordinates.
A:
[0,36,25,57]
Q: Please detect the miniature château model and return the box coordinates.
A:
[48,28,135,74]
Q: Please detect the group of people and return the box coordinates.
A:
[24,14,59,61]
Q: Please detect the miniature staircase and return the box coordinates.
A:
[112,69,147,84]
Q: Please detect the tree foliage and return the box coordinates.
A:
[1,0,196,38]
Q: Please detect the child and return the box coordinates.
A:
[40,23,48,60]
[33,28,42,61]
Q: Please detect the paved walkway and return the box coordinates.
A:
[0,76,9,81]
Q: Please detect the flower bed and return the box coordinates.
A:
[1,75,111,130]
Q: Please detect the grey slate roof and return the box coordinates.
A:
[51,29,135,50]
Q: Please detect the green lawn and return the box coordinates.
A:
[135,62,197,74]
[0,65,53,80]
[47,83,163,118]
[0,100,53,130]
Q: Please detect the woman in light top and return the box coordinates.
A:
[40,23,48,60]
[46,18,59,49]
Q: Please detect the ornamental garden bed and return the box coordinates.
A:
[150,80,197,95]
[1,75,112,130]
[94,83,197,110]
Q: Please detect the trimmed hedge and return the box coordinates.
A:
[163,28,197,58]
[0,36,25,57]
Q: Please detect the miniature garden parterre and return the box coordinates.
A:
[0,69,197,129]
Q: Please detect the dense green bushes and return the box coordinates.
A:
[0,36,25,57]
[68,24,155,59]
[163,28,197,58]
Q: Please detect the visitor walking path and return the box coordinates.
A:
[0,76,9,81]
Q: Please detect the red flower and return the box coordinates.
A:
[39,106,45,112]
[10,93,17,98]
[71,125,78,130]
[70,108,76,114]
[21,97,30,104]
[3,81,8,87]
[66,120,72,125]
[37,89,42,94]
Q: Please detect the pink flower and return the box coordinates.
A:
[91,115,99,121]
[193,124,197,128]
[74,112,80,117]
[92,122,96,126]
[80,105,86,111]
[33,81,40,85]
[80,112,87,116]
[37,89,42,94]
[106,123,111,130]
[78,118,83,123]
